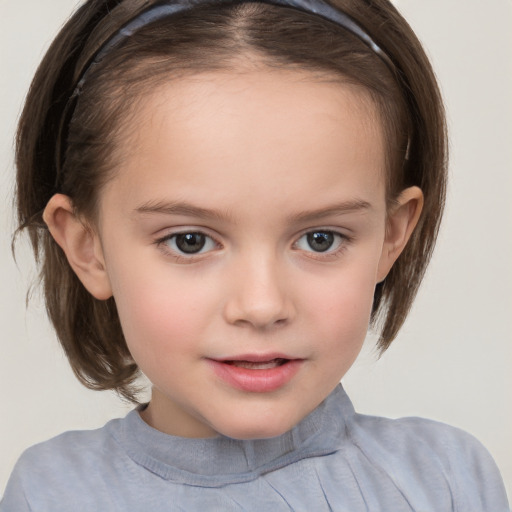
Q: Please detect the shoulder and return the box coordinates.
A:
[349,413,509,511]
[355,412,488,458]
[17,420,120,473]
[1,417,130,511]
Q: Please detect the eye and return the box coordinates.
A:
[159,232,217,255]
[295,230,344,253]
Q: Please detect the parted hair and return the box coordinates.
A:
[16,0,447,402]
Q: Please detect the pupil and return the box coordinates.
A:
[307,232,334,252]
[176,233,206,254]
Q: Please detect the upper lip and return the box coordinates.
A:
[210,353,300,363]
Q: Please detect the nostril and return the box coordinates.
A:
[222,263,295,328]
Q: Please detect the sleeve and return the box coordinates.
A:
[0,456,33,512]
[443,426,510,512]
[356,413,510,511]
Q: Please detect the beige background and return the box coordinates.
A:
[1,0,511,500]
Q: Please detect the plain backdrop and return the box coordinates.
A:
[1,0,511,500]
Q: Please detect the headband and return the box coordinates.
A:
[57,0,395,181]
[73,0,394,97]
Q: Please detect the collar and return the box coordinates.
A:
[108,384,354,487]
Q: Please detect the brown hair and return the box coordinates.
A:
[16,0,447,402]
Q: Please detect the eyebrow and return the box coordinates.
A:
[134,199,372,223]
[134,200,234,222]
[287,200,372,223]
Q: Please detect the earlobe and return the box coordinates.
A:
[43,194,113,300]
[376,186,424,283]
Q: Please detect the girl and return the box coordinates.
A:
[1,0,509,510]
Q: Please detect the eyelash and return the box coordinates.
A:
[155,231,221,263]
[293,230,349,260]
[154,229,350,262]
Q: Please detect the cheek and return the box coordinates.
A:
[109,264,214,362]
[303,266,377,348]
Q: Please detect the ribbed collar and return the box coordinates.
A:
[108,384,354,487]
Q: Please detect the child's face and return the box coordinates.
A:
[82,69,413,439]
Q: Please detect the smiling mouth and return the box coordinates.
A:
[223,358,288,370]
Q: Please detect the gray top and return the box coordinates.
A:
[1,385,509,511]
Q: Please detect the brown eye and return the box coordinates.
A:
[294,230,345,255]
[157,231,219,260]
[306,231,335,252]
[174,233,207,254]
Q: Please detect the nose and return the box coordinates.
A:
[223,253,295,329]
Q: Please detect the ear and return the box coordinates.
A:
[43,194,112,300]
[376,186,424,283]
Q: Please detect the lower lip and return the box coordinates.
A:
[208,359,303,393]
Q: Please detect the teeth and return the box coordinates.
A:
[229,358,286,370]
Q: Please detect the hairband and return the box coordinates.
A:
[56,0,395,181]
[73,0,394,97]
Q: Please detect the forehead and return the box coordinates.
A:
[100,68,386,217]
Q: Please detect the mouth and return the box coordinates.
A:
[221,358,289,370]
[208,355,303,393]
